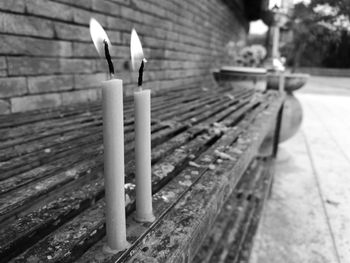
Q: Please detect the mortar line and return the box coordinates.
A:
[302,130,342,263]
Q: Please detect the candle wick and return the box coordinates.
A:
[104,40,115,79]
[138,59,145,87]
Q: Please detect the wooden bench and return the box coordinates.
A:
[0,83,283,263]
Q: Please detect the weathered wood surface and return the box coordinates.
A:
[76,100,274,263]
[0,83,282,263]
[192,159,262,263]
[119,97,281,263]
[0,86,244,221]
[223,158,274,263]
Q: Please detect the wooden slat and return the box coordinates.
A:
[224,158,274,263]
[192,159,262,263]
[208,164,265,263]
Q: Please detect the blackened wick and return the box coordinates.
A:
[104,40,115,77]
[138,59,144,87]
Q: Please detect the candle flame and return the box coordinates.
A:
[89,18,112,57]
[130,28,145,71]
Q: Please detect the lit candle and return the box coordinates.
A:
[89,18,129,252]
[130,28,155,222]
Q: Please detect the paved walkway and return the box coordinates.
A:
[250,76,350,263]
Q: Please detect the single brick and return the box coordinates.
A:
[73,8,108,26]
[54,22,90,41]
[7,57,60,76]
[60,59,97,74]
[147,0,178,12]
[133,0,166,17]
[73,8,91,24]
[0,0,25,12]
[74,73,107,89]
[0,35,72,57]
[61,89,99,105]
[107,31,122,44]
[28,75,74,94]
[72,42,98,58]
[0,77,27,98]
[141,25,167,40]
[119,6,134,18]
[11,93,62,112]
[93,60,107,73]
[143,36,166,47]
[0,99,10,114]
[106,17,132,31]
[91,0,120,16]
[0,12,54,38]
[112,45,130,59]
[26,0,73,21]
[121,32,131,45]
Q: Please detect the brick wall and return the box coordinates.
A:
[0,0,248,114]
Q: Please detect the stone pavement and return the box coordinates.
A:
[250,76,350,263]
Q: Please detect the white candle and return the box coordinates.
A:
[102,79,129,251]
[130,28,155,222]
[90,18,129,252]
[134,89,155,222]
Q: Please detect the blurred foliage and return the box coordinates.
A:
[310,0,350,17]
[323,31,350,67]
[281,0,350,69]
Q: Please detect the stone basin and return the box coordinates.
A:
[213,66,267,92]
[267,73,309,92]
